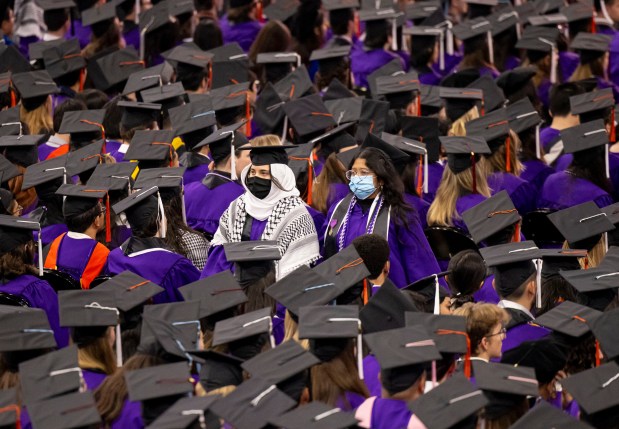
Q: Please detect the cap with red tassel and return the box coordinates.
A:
[505,134,511,173]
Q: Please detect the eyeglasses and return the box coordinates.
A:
[485,328,507,338]
[345,169,375,180]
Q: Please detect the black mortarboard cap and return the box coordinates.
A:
[336,146,360,169]
[147,396,220,429]
[28,391,101,429]
[122,62,175,95]
[0,306,57,351]
[140,82,187,110]
[490,6,519,35]
[210,59,251,90]
[0,389,19,427]
[21,154,67,189]
[193,120,246,163]
[87,163,137,192]
[58,109,105,137]
[366,59,403,97]
[28,38,65,62]
[270,401,359,428]
[133,166,186,190]
[515,27,559,52]
[257,52,301,66]
[500,337,567,385]
[210,82,250,112]
[298,305,361,340]
[263,0,300,22]
[19,345,81,405]
[548,201,614,247]
[169,98,216,137]
[467,75,506,113]
[0,45,31,74]
[572,32,612,63]
[11,70,59,103]
[124,130,175,162]
[312,244,370,293]
[212,307,273,346]
[408,374,488,429]
[364,325,441,369]
[539,248,587,278]
[65,140,106,176]
[452,16,492,41]
[223,240,282,285]
[480,241,541,297]
[376,72,420,110]
[440,135,491,173]
[87,47,144,92]
[82,2,116,26]
[561,362,619,416]
[535,300,600,338]
[125,361,194,402]
[322,78,356,101]
[209,378,297,429]
[43,38,86,80]
[589,307,619,360]
[179,271,247,318]
[35,0,76,10]
[98,270,164,312]
[324,0,359,9]
[559,257,619,294]
[111,184,159,215]
[570,87,615,115]
[400,116,441,162]
[405,0,440,20]
[56,183,107,219]
[138,0,172,34]
[359,280,418,334]
[527,12,568,26]
[473,361,539,396]
[118,101,162,130]
[0,107,20,137]
[405,313,469,354]
[561,120,609,152]
[561,2,594,22]
[0,134,45,167]
[166,45,212,69]
[59,289,119,327]
[510,401,594,429]
[325,97,362,125]
[506,97,542,133]
[273,65,314,101]
[283,94,336,137]
[0,154,19,184]
[462,190,521,244]
[355,98,391,141]
[253,83,285,134]
[497,66,538,99]
[360,132,410,172]
[239,143,297,166]
[0,214,40,255]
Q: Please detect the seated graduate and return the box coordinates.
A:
[39,99,87,161]
[446,249,487,310]
[43,184,111,290]
[0,214,68,347]
[480,241,550,354]
[451,17,499,78]
[58,289,120,391]
[218,0,263,52]
[569,32,619,100]
[538,120,614,210]
[110,101,162,163]
[202,143,320,280]
[107,185,200,303]
[184,121,250,240]
[355,326,440,429]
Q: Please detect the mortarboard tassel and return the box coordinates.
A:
[257,0,264,22]
[535,123,542,159]
[439,29,445,71]
[245,92,251,136]
[513,221,521,243]
[596,340,601,366]
[606,142,610,179]
[116,322,122,367]
[9,87,15,108]
[416,94,421,117]
[535,258,542,309]
[591,11,597,33]
[37,226,43,276]
[207,62,213,91]
[611,107,616,143]
[0,405,20,429]
[431,360,437,388]
[391,19,398,51]
[79,119,106,152]
[354,13,361,38]
[433,274,440,315]
[446,22,454,56]
[105,194,111,243]
[139,16,156,62]
[157,191,167,239]
[362,279,369,304]
[437,329,471,379]
[416,154,424,197]
[550,45,558,84]
[471,152,477,193]
[505,135,511,173]
[230,131,237,181]
[486,31,494,65]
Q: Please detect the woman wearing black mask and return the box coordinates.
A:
[201,136,320,280]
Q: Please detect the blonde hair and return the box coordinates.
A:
[454,302,509,355]
[481,130,524,176]
[569,63,594,82]
[283,311,310,349]
[20,99,53,135]
[563,235,607,269]
[427,166,491,227]
[449,105,480,136]
[250,134,282,147]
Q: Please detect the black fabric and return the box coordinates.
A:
[246,177,271,199]
[202,170,233,190]
[381,364,425,395]
[124,194,159,231]
[122,236,170,256]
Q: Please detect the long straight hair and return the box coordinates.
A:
[481,130,524,176]
[311,153,348,213]
[78,332,117,376]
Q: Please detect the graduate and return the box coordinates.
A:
[202,143,320,280]
[0,214,68,347]
[107,186,200,303]
[111,101,162,164]
[43,184,111,290]
[570,32,619,100]
[324,139,443,287]
[219,0,264,52]
[452,16,498,78]
[324,0,362,49]
[184,121,249,240]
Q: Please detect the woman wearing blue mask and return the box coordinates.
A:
[323,147,442,288]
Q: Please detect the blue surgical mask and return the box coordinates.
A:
[349,175,376,200]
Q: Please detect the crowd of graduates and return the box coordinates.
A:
[1,0,619,427]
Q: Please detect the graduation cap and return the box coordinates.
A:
[309,46,350,78]
[19,345,82,406]
[58,289,119,328]
[165,44,213,71]
[538,248,588,278]
[82,1,116,27]
[146,396,220,429]
[405,0,441,21]
[263,0,300,22]
[325,97,363,125]
[440,136,491,190]
[497,67,538,100]
[253,83,286,135]
[535,300,601,338]
[355,98,391,142]
[360,132,410,173]
[97,270,164,312]
[307,122,356,153]
[571,32,612,64]
[124,129,176,164]
[65,141,107,178]
[408,374,488,429]
[168,0,196,17]
[28,391,101,429]
[139,315,205,364]
[209,377,297,429]
[0,214,44,275]
[36,0,76,10]
[509,401,594,429]
[400,115,440,159]
[193,121,246,178]
[473,360,539,396]
[489,5,520,36]
[375,72,420,111]
[257,52,301,68]
[122,62,175,96]
[359,280,418,334]
[324,0,359,9]
[273,65,314,101]
[405,312,470,354]
[125,361,194,402]
[500,337,567,385]
[462,190,520,244]
[298,305,364,378]
[0,305,57,351]
[239,142,297,167]
[312,244,370,295]
[134,166,186,191]
[140,82,187,112]
[282,94,336,138]
[141,300,202,344]
[28,38,66,62]
[199,350,244,391]
[366,59,403,97]
[42,38,86,81]
[55,184,110,244]
[212,307,275,349]
[179,271,248,319]
[527,12,568,26]
[118,100,162,130]
[548,201,615,248]
[322,79,355,103]
[0,388,20,428]
[169,98,216,141]
[570,89,615,141]
[480,240,542,305]
[269,401,359,429]
[439,86,484,122]
[11,70,59,110]
[0,134,45,167]
[0,45,31,75]
[561,361,619,418]
[210,55,251,90]
[138,0,172,35]
[452,17,494,63]
[223,240,282,286]
[21,154,68,190]
[336,146,360,169]
[112,185,168,238]
[467,75,506,113]
[589,307,619,361]
[0,107,21,137]
[380,132,428,191]
[561,1,594,21]
[87,47,144,92]
[506,97,543,159]
[59,109,106,145]
[559,255,619,293]
[465,111,510,160]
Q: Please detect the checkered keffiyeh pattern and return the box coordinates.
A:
[180,229,209,271]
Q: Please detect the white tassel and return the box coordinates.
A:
[157,191,167,239]
[181,179,187,225]
[269,319,276,349]
[487,31,494,65]
[357,329,364,380]
[116,324,123,367]
[606,143,610,179]
[439,30,445,71]
[535,123,542,160]
[446,22,454,55]
[433,274,440,315]
[423,153,429,195]
[37,229,43,276]
[280,115,288,144]
[536,259,542,309]
[230,131,237,181]
[391,19,398,51]
[139,17,155,61]
[135,0,140,24]
[551,46,557,84]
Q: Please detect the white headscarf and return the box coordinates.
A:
[240,163,300,221]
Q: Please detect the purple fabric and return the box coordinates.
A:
[553,154,572,172]
[109,147,127,163]
[559,51,579,82]
[124,26,140,51]
[609,152,619,200]
[0,275,68,347]
[52,93,73,113]
[335,391,367,412]
[478,66,499,79]
[105,140,122,155]
[363,355,382,398]
[72,20,92,49]
[503,55,521,71]
[452,193,488,233]
[418,69,442,86]
[82,369,107,391]
[406,193,429,229]
[432,52,463,76]
[36,224,69,247]
[537,79,552,111]
[219,16,263,52]
[51,234,108,284]
[610,32,619,88]
[487,172,537,215]
[327,183,351,209]
[473,274,500,304]
[200,218,268,278]
[596,76,619,101]
[185,180,245,236]
[538,171,614,210]
[38,142,66,161]
[368,398,415,429]
[421,162,445,204]
[183,164,210,185]
[306,204,327,239]
[107,247,200,303]
[21,407,31,429]
[324,196,443,287]
[502,323,551,354]
[111,399,144,429]
[395,50,411,72]
[18,35,39,60]
[351,48,405,89]
[539,127,561,153]
[521,159,555,194]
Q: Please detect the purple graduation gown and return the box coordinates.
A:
[538,171,614,210]
[123,22,140,51]
[521,159,555,194]
[540,127,561,153]
[104,140,122,155]
[37,224,69,247]
[502,321,551,354]
[406,194,429,230]
[559,51,579,82]
[473,274,500,304]
[185,174,245,237]
[72,20,92,49]
[421,162,445,204]
[350,48,405,89]
[183,164,210,185]
[417,66,442,86]
[538,78,552,111]
[327,183,351,210]
[553,154,572,172]
[83,369,107,391]
[48,234,109,284]
[487,172,537,215]
[355,397,415,429]
[336,392,367,412]
[106,238,200,303]
[610,32,619,88]
[610,152,619,201]
[363,355,382,398]
[0,275,68,347]
[324,195,442,288]
[219,16,263,52]
[111,399,143,429]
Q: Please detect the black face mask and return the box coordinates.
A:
[246,177,272,199]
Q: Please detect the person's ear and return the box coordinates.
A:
[383,260,390,275]
[527,279,537,297]
[417,372,427,394]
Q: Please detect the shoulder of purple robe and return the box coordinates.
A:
[201,244,233,279]
[82,369,107,391]
[38,223,68,246]
[453,194,487,232]
[538,171,612,211]
[124,26,140,51]
[553,153,572,171]
[222,20,262,52]
[609,33,619,86]
[306,204,327,239]
[72,20,92,49]
[537,79,552,110]
[503,55,521,71]
[521,159,555,193]
[404,193,430,229]
[502,322,551,353]
[488,172,537,214]
[111,399,144,429]
[369,398,415,429]
[395,50,410,72]
[160,256,200,300]
[558,51,579,82]
[362,355,382,398]
[351,49,403,88]
[326,183,351,210]
[105,140,122,154]
[183,164,210,185]
[473,274,500,304]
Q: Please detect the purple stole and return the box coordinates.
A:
[363,355,382,398]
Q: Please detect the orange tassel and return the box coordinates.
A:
[611,108,616,143]
[416,154,423,196]
[596,340,601,366]
[437,330,471,379]
[513,222,521,242]
[207,62,213,91]
[0,405,20,429]
[505,136,511,173]
[355,13,361,38]
[257,0,263,22]
[591,14,596,33]
[417,94,421,117]
[79,68,86,92]
[290,156,314,204]
[363,279,369,304]
[9,88,15,107]
[480,99,485,116]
